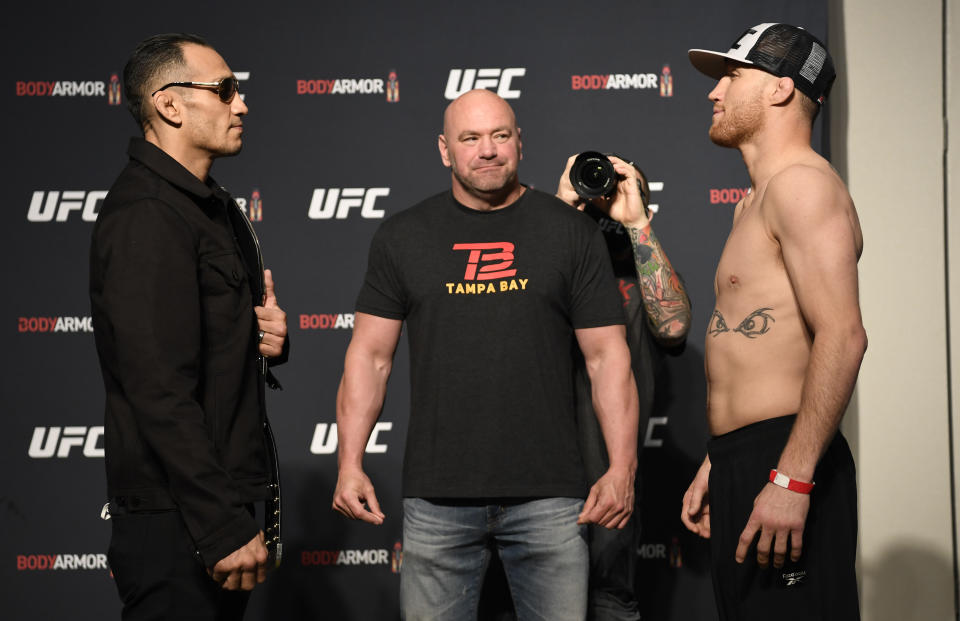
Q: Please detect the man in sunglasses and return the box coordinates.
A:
[90,33,288,620]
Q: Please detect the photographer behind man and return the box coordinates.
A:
[557,154,691,620]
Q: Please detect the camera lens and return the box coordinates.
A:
[570,151,616,199]
[583,165,605,187]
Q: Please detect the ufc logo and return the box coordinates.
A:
[308,188,390,219]
[310,422,392,455]
[452,242,517,280]
[444,68,526,100]
[27,191,107,222]
[643,417,668,448]
[28,426,104,458]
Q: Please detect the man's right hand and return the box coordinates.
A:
[681,455,712,538]
[332,467,385,525]
[209,531,268,590]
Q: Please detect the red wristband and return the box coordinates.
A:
[769,469,815,494]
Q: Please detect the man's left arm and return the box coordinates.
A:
[736,167,867,568]
[574,324,640,530]
[628,222,692,346]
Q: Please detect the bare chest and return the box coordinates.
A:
[717,208,780,286]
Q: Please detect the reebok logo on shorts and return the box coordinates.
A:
[782,570,807,587]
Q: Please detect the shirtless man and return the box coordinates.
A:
[680,24,866,619]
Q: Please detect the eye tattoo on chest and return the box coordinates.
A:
[709,308,775,338]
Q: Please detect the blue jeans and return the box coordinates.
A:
[400,497,588,621]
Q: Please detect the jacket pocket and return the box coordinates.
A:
[198,251,250,353]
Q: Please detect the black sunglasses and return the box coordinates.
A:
[151,76,240,103]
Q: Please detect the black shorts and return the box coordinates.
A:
[707,415,860,620]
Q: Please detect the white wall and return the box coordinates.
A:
[830,0,957,619]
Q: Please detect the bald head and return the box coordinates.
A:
[437,89,523,210]
[443,89,518,138]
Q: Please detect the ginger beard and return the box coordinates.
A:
[709,81,766,148]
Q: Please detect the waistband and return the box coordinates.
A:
[707,414,797,461]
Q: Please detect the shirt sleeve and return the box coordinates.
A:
[355,222,407,319]
[569,224,625,329]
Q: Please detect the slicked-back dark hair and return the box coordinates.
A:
[123,33,211,131]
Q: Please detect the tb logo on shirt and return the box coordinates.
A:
[452,242,517,280]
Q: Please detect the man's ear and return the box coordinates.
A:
[438,134,451,168]
[770,76,796,106]
[152,91,183,127]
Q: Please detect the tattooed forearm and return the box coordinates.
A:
[709,307,776,338]
[628,224,691,342]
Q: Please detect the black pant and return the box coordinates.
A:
[108,510,250,621]
[707,415,860,621]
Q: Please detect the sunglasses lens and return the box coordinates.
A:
[219,78,238,102]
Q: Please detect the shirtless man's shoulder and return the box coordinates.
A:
[760,158,862,260]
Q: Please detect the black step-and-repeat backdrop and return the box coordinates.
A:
[2,2,827,618]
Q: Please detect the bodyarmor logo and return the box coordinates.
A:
[386,71,399,102]
[452,242,517,280]
[301,548,391,567]
[297,77,385,95]
[310,422,392,455]
[710,187,750,205]
[637,543,668,559]
[28,426,104,458]
[445,68,526,99]
[16,80,109,98]
[235,188,263,222]
[308,188,390,219]
[660,65,673,97]
[571,73,659,90]
[27,191,107,222]
[108,73,121,105]
[17,554,109,571]
[392,542,403,573]
[299,313,355,330]
[18,316,94,333]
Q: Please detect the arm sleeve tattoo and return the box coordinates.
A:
[628,223,691,341]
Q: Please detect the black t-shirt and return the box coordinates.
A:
[356,188,623,498]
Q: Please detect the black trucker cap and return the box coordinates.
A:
[688,23,836,105]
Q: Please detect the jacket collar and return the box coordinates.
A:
[127,137,221,201]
